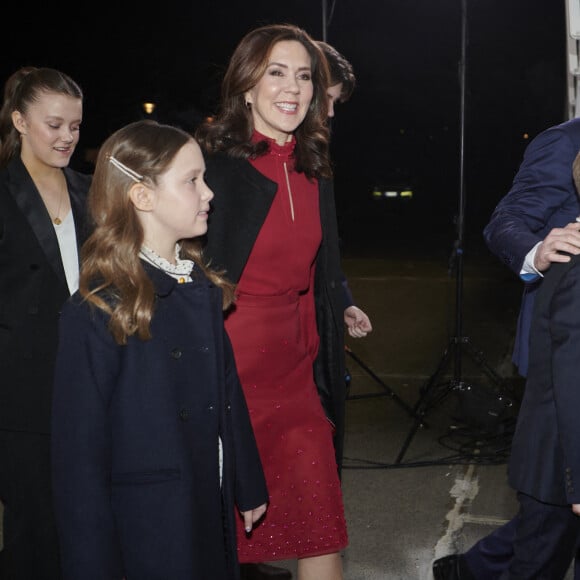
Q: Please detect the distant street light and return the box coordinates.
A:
[142,102,156,115]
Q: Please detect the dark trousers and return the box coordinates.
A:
[463,519,517,579]
[464,493,580,579]
[0,430,62,580]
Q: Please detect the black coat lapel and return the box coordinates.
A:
[203,154,277,283]
[6,158,90,287]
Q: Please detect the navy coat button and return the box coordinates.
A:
[178,408,189,420]
[171,348,182,359]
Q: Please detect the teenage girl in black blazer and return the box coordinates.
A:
[0,66,90,580]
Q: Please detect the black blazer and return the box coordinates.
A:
[0,156,91,433]
[202,153,348,469]
[508,253,580,505]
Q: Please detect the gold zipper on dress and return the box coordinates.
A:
[283,161,295,222]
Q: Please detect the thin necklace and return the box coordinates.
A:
[283,162,295,222]
[52,191,62,226]
[52,187,64,225]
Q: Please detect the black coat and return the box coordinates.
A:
[202,153,347,469]
[51,264,268,580]
[508,253,580,505]
[0,156,91,433]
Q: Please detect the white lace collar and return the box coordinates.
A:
[139,244,195,284]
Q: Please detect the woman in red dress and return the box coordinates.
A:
[196,23,348,580]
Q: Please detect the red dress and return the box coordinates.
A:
[225,133,348,562]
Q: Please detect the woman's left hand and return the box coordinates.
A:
[344,305,373,338]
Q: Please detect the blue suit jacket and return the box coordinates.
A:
[483,118,580,376]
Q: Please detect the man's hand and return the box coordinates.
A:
[534,220,580,272]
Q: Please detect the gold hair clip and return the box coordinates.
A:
[107,155,143,183]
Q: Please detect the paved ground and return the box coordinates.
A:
[272,210,572,579]
[1,206,573,578]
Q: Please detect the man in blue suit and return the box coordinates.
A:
[505,167,580,574]
[434,118,580,579]
[484,118,580,378]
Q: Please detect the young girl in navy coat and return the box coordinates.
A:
[51,119,268,580]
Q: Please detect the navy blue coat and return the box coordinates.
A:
[51,264,268,580]
[509,253,580,505]
[483,118,580,376]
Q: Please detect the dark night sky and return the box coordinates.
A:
[1,0,568,248]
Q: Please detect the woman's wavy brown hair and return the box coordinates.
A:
[80,119,235,345]
[195,23,332,180]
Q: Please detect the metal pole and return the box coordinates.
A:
[322,0,328,41]
[453,0,468,382]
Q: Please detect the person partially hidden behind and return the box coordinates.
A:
[433,119,580,579]
[50,120,268,579]
[317,39,373,340]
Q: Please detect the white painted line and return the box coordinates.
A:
[433,464,480,559]
[462,515,510,526]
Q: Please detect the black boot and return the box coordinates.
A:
[240,562,292,580]
[432,554,475,580]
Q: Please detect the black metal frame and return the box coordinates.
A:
[345,345,426,424]
[394,0,511,465]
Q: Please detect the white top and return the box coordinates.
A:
[54,210,80,294]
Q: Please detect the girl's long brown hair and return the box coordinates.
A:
[80,119,235,345]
